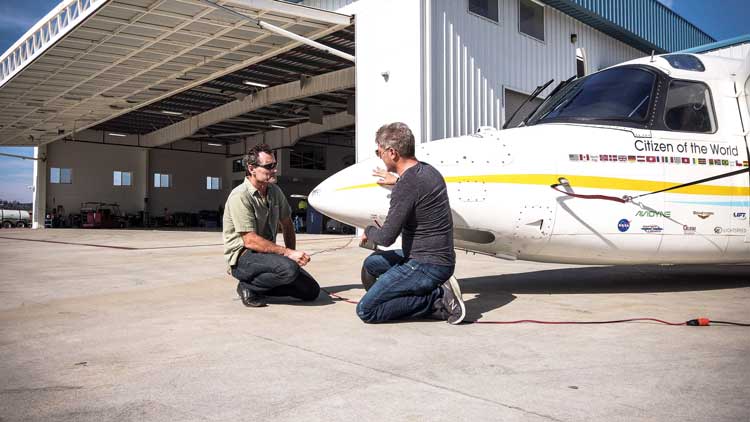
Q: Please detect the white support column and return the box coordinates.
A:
[31,144,47,229]
[142,148,151,225]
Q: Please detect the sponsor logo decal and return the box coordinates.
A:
[641,225,663,233]
[693,211,714,219]
[733,212,747,220]
[714,227,748,234]
[683,225,696,235]
[635,210,671,218]
[617,219,630,232]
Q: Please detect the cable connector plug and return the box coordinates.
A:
[686,318,710,326]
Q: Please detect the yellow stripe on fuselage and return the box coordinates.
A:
[336,174,749,196]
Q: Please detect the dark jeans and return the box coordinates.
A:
[356,250,454,323]
[231,250,320,301]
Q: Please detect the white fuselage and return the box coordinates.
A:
[309,54,750,265]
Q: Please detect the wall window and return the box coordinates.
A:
[206,176,221,190]
[154,173,172,188]
[504,89,544,128]
[50,167,72,184]
[113,171,132,186]
[468,0,499,23]
[290,145,326,170]
[519,0,544,41]
[232,158,244,173]
[664,80,716,133]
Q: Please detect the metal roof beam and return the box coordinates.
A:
[141,66,353,147]
[241,110,354,151]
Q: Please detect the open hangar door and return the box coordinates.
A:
[30,16,354,228]
[0,0,354,229]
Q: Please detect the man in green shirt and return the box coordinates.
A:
[223,144,319,307]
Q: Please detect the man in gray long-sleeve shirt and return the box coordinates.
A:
[357,122,466,325]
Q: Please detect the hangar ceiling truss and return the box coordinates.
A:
[95,25,355,145]
[0,0,351,147]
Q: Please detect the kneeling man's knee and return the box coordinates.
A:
[356,301,377,323]
[276,259,300,282]
[299,282,320,302]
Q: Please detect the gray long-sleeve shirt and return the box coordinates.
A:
[364,161,455,267]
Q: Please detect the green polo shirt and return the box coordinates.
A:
[223,178,291,266]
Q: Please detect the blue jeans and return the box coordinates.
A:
[356,250,454,323]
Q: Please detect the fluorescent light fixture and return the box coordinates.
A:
[161,110,183,116]
[108,132,126,137]
[242,80,268,88]
[207,142,222,147]
[270,124,286,129]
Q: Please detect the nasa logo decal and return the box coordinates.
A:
[617,219,630,232]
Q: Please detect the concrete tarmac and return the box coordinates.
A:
[0,229,749,422]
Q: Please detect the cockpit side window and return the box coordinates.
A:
[526,67,656,126]
[663,80,716,133]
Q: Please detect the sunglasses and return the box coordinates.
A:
[375,147,393,158]
[256,162,277,170]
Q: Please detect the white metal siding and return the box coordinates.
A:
[430,0,645,140]
[301,0,357,11]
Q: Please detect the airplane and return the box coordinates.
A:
[308,52,750,266]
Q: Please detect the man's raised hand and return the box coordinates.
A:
[373,167,398,185]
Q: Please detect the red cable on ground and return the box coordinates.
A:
[320,291,749,327]
[470,317,686,325]
[321,288,359,304]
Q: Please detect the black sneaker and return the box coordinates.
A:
[439,276,465,325]
[236,283,267,308]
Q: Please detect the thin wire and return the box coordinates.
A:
[321,287,359,304]
[308,235,358,257]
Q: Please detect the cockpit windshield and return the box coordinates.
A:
[526,67,656,126]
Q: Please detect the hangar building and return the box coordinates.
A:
[0,0,717,229]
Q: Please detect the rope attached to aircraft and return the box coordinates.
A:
[551,167,750,203]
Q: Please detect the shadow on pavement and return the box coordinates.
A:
[459,264,750,321]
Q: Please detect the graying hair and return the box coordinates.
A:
[242,143,273,175]
[375,122,415,158]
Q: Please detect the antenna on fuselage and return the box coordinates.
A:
[650,50,655,62]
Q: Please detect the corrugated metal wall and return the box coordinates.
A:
[430,0,644,140]
[542,0,715,53]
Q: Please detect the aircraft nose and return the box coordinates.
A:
[307,157,392,230]
[307,185,327,215]
[308,171,346,220]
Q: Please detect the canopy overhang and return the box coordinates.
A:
[0,0,351,146]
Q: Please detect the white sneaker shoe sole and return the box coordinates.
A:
[446,275,466,325]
